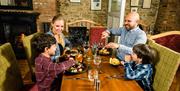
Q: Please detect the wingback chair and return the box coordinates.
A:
[22,32,41,82]
[0,43,38,91]
[147,39,180,91]
[89,27,106,47]
[0,43,24,91]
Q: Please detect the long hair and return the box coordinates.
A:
[133,44,156,64]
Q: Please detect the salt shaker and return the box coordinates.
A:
[94,78,97,87]
[96,80,100,91]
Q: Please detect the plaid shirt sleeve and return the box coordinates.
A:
[46,59,75,76]
[124,62,152,80]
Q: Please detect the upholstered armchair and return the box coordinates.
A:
[147,39,180,91]
[0,43,38,91]
[89,27,106,47]
[150,31,180,53]
[0,43,24,91]
[22,32,41,82]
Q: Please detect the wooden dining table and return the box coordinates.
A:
[60,56,143,91]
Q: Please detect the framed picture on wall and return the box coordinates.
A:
[70,0,80,3]
[130,0,139,6]
[142,0,151,8]
[91,0,101,10]
[131,7,138,12]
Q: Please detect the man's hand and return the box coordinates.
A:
[101,31,110,39]
[104,42,119,49]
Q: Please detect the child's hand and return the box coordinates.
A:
[124,55,132,62]
[120,61,125,65]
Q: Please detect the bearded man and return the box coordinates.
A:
[101,12,147,60]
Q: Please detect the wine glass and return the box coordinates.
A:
[86,57,92,65]
[94,56,101,65]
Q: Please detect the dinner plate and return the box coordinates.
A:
[65,62,87,75]
[109,57,121,67]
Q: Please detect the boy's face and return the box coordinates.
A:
[47,44,57,56]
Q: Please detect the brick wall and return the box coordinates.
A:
[33,0,57,32]
[57,0,108,26]
[31,0,180,33]
[125,0,160,34]
[154,0,180,34]
[57,0,160,34]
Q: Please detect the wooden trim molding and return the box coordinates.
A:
[150,31,180,39]
[66,19,104,32]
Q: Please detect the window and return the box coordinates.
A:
[0,0,33,10]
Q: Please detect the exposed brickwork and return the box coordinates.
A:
[57,0,108,26]
[154,0,180,34]
[33,0,57,32]
[125,0,160,34]
[2,0,179,34]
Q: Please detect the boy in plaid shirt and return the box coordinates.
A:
[32,33,75,91]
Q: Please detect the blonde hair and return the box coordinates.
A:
[51,14,66,30]
[52,14,65,24]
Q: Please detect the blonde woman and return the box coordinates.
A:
[46,14,71,62]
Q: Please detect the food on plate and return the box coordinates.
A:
[75,54,83,62]
[70,50,78,56]
[66,62,86,74]
[109,58,120,65]
[99,48,110,55]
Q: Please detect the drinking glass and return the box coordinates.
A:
[93,56,102,73]
[93,56,101,66]
[88,69,98,81]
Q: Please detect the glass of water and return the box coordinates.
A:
[88,69,98,81]
[93,56,102,73]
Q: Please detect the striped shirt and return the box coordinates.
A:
[124,61,153,91]
[35,54,75,91]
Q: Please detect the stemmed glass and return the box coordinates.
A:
[93,56,102,73]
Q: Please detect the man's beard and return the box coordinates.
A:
[125,25,135,31]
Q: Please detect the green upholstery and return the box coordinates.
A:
[147,39,180,91]
[22,32,41,82]
[0,43,24,91]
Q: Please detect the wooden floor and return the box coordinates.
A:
[17,59,180,91]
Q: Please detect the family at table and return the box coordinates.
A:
[31,12,156,91]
